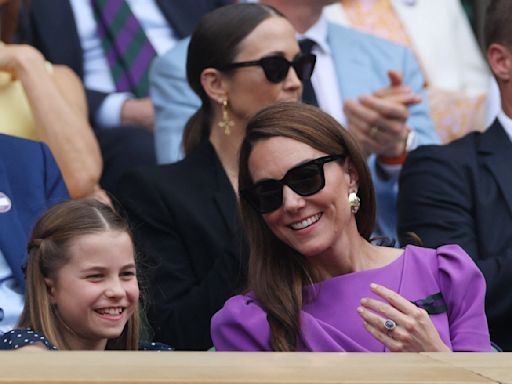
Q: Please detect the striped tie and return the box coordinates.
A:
[91,0,157,97]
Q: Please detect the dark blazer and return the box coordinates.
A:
[397,120,512,350]
[17,0,232,125]
[117,141,248,351]
[0,134,68,290]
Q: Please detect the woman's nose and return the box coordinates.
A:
[284,65,302,92]
[282,185,306,212]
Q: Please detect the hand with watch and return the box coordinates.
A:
[378,129,416,166]
[343,70,421,164]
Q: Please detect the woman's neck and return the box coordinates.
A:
[310,226,402,281]
[209,114,246,191]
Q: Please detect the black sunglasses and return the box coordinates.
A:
[241,155,345,214]
[219,53,316,84]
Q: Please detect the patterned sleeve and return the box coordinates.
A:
[211,295,272,351]
[437,244,492,351]
[0,329,57,350]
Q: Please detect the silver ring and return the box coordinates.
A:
[384,319,397,332]
[370,126,379,138]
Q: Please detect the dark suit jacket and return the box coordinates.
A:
[0,134,68,290]
[398,120,512,350]
[117,141,248,350]
[17,0,231,126]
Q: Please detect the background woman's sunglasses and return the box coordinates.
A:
[241,154,345,214]
[219,53,316,84]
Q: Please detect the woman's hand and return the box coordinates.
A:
[0,43,46,79]
[357,283,450,352]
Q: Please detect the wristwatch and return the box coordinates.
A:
[405,129,417,153]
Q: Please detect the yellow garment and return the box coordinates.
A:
[0,70,38,140]
[0,40,56,141]
[342,0,486,143]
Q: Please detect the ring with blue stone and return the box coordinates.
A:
[384,319,397,332]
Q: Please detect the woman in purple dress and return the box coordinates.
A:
[211,102,491,352]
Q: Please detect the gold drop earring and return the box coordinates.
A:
[218,99,234,135]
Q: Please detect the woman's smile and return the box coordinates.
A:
[289,213,322,230]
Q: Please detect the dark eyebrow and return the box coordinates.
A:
[80,263,136,273]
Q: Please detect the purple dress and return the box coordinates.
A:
[211,245,490,351]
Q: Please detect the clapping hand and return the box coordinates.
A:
[357,283,450,352]
[343,70,420,158]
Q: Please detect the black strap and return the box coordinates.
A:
[411,292,448,315]
[298,39,318,107]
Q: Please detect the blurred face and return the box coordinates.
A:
[263,0,338,12]
[223,16,302,121]
[46,230,139,350]
[248,137,358,260]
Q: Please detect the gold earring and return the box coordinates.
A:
[218,99,234,135]
[348,192,360,214]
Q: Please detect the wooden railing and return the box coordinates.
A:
[0,352,510,383]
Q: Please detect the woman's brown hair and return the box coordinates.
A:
[238,102,376,351]
[182,3,282,155]
[18,199,140,350]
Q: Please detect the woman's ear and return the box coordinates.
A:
[344,159,359,191]
[44,278,57,304]
[200,68,229,103]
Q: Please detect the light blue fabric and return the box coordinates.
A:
[150,23,439,240]
[0,248,24,334]
[151,37,196,164]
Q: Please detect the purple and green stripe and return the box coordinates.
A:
[91,0,156,97]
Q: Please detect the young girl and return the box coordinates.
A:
[0,199,171,351]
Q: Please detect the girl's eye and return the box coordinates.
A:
[86,274,103,280]
[121,271,136,279]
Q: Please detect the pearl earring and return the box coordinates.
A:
[348,192,360,214]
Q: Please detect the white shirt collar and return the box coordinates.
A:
[497,110,512,143]
[299,15,330,55]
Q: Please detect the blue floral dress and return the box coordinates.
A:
[0,328,173,351]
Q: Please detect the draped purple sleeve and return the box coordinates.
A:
[211,295,272,351]
[437,244,491,351]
